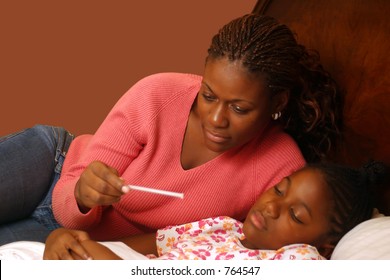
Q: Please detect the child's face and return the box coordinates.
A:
[242,167,333,250]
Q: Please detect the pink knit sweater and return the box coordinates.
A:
[52,73,305,240]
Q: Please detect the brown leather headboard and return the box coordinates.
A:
[253,0,390,214]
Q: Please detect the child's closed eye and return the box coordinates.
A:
[289,208,304,224]
[274,186,283,196]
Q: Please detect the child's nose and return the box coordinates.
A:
[264,200,280,219]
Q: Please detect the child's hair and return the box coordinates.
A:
[207,14,343,162]
[307,160,388,247]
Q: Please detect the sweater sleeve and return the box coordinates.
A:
[254,125,306,195]
[52,74,172,229]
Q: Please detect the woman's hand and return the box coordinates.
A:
[74,161,125,213]
[43,228,92,260]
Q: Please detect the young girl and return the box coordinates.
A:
[1,161,385,260]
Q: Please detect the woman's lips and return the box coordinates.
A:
[250,210,267,231]
[204,129,230,144]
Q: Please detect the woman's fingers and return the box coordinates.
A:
[75,161,125,210]
[90,161,124,195]
[76,184,122,210]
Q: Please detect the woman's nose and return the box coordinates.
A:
[209,104,228,127]
[264,200,280,219]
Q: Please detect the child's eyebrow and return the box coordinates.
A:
[285,176,291,186]
[284,176,292,191]
[201,81,213,93]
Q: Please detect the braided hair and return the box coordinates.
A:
[307,160,387,247]
[207,14,343,162]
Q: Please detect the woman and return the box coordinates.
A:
[0,14,342,244]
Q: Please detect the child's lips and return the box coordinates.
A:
[250,210,267,231]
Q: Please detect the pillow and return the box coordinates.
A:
[331,216,390,259]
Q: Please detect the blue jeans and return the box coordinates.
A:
[0,125,74,245]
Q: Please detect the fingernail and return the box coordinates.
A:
[118,178,125,187]
[121,186,130,193]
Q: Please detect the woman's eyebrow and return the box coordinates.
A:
[201,81,256,106]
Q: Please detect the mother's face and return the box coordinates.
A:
[196,57,276,153]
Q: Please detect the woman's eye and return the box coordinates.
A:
[231,105,248,114]
[289,208,303,224]
[202,93,216,102]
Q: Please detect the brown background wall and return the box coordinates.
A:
[0,1,256,136]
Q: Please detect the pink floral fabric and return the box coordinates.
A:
[155,216,325,260]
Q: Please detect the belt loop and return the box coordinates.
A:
[54,127,74,163]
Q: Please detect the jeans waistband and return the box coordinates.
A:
[53,127,74,173]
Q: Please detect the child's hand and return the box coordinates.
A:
[43,228,92,260]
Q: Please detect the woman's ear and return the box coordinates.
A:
[272,90,289,113]
[317,243,335,259]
